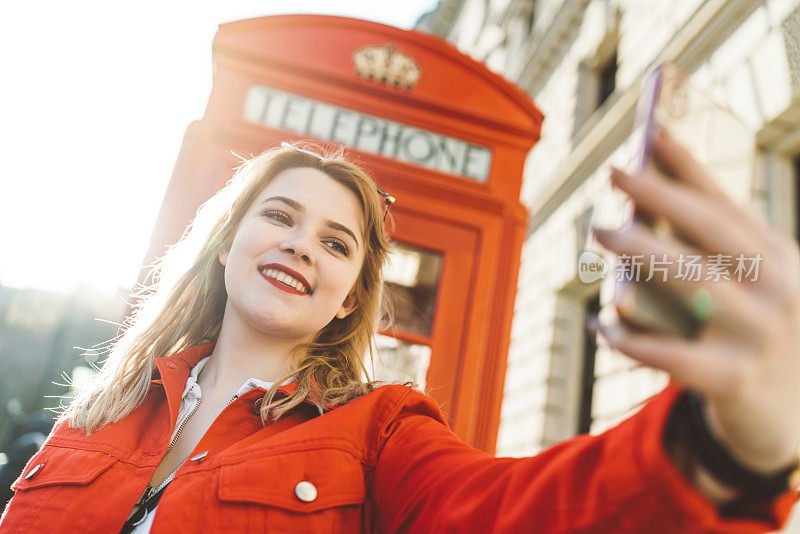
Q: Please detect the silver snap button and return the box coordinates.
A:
[189,451,209,462]
[25,464,43,480]
[294,481,318,502]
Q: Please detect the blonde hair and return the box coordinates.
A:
[66,143,393,434]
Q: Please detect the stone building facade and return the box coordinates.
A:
[422,1,800,526]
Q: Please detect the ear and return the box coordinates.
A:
[218,247,229,267]
[335,293,358,319]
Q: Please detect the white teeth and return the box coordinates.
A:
[260,267,309,293]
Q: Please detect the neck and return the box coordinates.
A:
[199,302,304,396]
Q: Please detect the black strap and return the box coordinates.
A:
[118,484,169,534]
[678,390,797,499]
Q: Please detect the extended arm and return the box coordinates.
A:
[371,385,795,533]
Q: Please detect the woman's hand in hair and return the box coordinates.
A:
[593,127,800,498]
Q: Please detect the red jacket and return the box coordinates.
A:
[1,343,797,533]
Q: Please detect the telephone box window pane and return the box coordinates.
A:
[383,244,443,337]
[371,333,431,390]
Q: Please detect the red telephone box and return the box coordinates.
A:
[141,15,542,453]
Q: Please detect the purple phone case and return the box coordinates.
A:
[614,64,664,305]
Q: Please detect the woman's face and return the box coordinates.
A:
[219,167,366,341]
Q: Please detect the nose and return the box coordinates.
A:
[279,231,314,265]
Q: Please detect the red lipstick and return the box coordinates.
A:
[258,263,312,296]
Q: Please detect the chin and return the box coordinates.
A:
[248,310,322,340]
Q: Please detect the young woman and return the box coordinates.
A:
[1,132,798,533]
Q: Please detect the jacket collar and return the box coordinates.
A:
[152,343,306,429]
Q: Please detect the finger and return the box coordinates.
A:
[643,128,779,256]
[610,167,786,291]
[597,321,753,398]
[610,167,763,258]
[650,127,727,198]
[593,224,770,334]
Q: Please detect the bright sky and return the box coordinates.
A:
[0,0,436,296]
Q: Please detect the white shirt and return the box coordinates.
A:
[130,356,290,533]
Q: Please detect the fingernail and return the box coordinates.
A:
[610,167,642,193]
[614,282,636,316]
[592,226,617,244]
[609,166,629,181]
[597,322,625,346]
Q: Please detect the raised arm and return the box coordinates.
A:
[371,385,795,533]
[592,127,800,509]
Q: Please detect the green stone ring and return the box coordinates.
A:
[690,288,713,323]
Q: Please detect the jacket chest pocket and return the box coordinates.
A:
[6,446,118,532]
[217,448,366,534]
[11,446,116,493]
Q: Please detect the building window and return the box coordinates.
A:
[596,50,617,111]
[573,37,618,139]
[578,293,601,434]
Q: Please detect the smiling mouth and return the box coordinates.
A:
[258,266,312,295]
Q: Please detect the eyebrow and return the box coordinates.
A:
[260,196,361,249]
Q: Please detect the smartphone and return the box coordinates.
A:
[613,62,755,338]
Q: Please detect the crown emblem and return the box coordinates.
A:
[352,44,422,90]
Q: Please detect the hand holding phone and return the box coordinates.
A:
[613,62,756,338]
